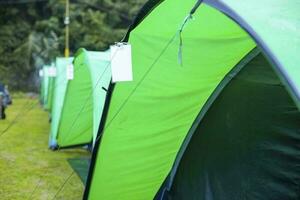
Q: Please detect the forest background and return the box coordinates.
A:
[0,0,146,90]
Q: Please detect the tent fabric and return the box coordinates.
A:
[68,157,90,185]
[41,65,50,107]
[157,53,300,200]
[84,1,256,200]
[53,49,111,148]
[204,0,300,105]
[45,64,56,112]
[88,51,111,146]
[39,66,45,104]
[40,68,44,103]
[41,64,55,112]
[84,0,300,200]
[49,57,74,148]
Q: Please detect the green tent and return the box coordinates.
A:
[49,57,74,148]
[39,66,44,104]
[40,64,56,112]
[45,63,56,112]
[49,49,111,149]
[84,0,300,200]
[40,65,50,107]
[39,68,44,103]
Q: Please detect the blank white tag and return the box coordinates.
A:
[66,64,74,80]
[39,69,44,77]
[48,67,57,77]
[110,43,133,83]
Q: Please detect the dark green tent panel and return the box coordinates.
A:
[84,0,300,199]
[156,52,300,199]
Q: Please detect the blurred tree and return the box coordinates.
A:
[0,0,146,91]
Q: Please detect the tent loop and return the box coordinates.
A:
[177,0,204,66]
[178,14,193,66]
[102,87,108,92]
[190,0,204,15]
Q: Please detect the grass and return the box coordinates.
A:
[0,95,90,200]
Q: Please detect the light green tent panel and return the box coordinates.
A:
[41,65,50,107]
[41,64,55,111]
[84,0,300,200]
[86,1,256,199]
[49,57,73,148]
[45,63,56,112]
[45,76,54,111]
[55,49,111,148]
[40,66,45,103]
[88,50,111,146]
[205,0,300,103]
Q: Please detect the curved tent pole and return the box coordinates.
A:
[155,48,261,199]
[156,1,300,198]
[82,82,115,200]
[190,0,203,15]
[122,0,165,42]
[204,0,300,108]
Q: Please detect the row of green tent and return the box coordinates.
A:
[41,0,300,199]
[40,49,111,149]
[40,64,55,112]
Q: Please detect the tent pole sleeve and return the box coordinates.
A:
[190,0,204,15]
[83,81,116,200]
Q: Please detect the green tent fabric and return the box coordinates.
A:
[205,0,300,104]
[68,157,91,185]
[39,66,45,104]
[49,57,74,148]
[50,49,111,149]
[40,65,50,107]
[40,64,55,112]
[45,63,56,112]
[156,51,300,200]
[39,67,44,104]
[84,0,300,200]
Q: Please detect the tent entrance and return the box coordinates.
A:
[159,52,300,199]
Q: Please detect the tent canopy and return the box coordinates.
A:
[156,50,300,200]
[84,0,300,200]
[40,65,50,107]
[49,57,74,148]
[52,49,111,149]
[46,63,56,112]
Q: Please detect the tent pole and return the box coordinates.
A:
[64,0,70,58]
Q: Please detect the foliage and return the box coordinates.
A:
[0,0,146,91]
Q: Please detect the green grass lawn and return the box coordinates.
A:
[0,94,90,200]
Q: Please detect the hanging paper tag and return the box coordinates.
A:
[48,67,57,77]
[110,43,133,83]
[39,69,44,77]
[66,64,74,80]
